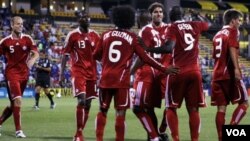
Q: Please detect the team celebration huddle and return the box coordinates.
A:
[0,1,249,141]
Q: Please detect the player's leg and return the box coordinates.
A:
[13,80,28,138]
[34,85,41,109]
[42,77,55,109]
[114,88,131,141]
[133,81,159,140]
[166,108,179,141]
[230,80,249,125]
[186,71,206,141]
[0,81,13,126]
[211,80,227,141]
[71,77,88,141]
[95,88,112,141]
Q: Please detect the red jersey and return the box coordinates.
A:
[212,26,240,81]
[135,23,165,82]
[166,21,209,73]
[63,28,100,80]
[0,34,38,80]
[93,29,166,88]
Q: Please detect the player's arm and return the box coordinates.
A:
[36,61,51,72]
[27,50,39,69]
[229,47,241,80]
[130,56,143,75]
[93,35,103,61]
[135,41,179,75]
[146,39,175,53]
[60,54,69,82]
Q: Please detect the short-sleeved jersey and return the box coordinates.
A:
[63,27,100,80]
[212,26,239,81]
[0,34,38,80]
[166,21,209,73]
[135,23,166,82]
[93,29,166,88]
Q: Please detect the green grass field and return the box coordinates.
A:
[0,96,249,141]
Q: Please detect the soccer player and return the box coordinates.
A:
[93,5,179,141]
[211,9,249,141]
[0,16,39,138]
[144,6,210,141]
[131,2,170,141]
[60,10,100,141]
[33,50,56,110]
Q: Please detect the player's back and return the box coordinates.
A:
[212,26,238,81]
[98,29,137,88]
[166,21,208,72]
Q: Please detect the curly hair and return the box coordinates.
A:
[111,5,135,29]
[137,9,151,28]
[148,2,164,14]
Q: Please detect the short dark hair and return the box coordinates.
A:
[223,9,242,25]
[169,6,184,22]
[148,2,164,14]
[137,9,151,28]
[111,5,135,29]
[75,10,88,18]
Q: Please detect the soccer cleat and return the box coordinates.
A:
[159,133,169,141]
[150,137,160,141]
[16,130,26,138]
[50,103,56,109]
[73,134,83,141]
[34,106,40,110]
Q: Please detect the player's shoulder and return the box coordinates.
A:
[0,34,11,44]
[89,29,99,35]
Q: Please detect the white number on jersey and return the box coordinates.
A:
[9,46,14,53]
[151,30,162,58]
[109,41,122,63]
[184,33,195,51]
[215,38,222,58]
[78,40,85,48]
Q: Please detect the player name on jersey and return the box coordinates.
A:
[177,23,193,30]
[103,31,133,45]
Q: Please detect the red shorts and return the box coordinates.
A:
[7,79,28,100]
[133,80,161,108]
[157,73,167,99]
[99,88,130,110]
[211,80,249,106]
[71,77,97,100]
[165,71,206,108]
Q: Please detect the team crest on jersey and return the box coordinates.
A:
[91,42,94,46]
[22,46,27,50]
[162,35,165,40]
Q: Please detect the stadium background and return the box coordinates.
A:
[0,0,250,97]
[0,0,249,141]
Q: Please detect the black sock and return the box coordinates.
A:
[46,93,54,105]
[35,93,40,106]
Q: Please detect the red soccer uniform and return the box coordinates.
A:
[0,34,38,80]
[165,21,208,108]
[134,23,170,107]
[63,28,100,98]
[93,29,166,89]
[211,26,248,106]
[212,26,239,81]
[64,28,99,80]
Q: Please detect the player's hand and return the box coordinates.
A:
[234,68,242,80]
[137,36,148,50]
[188,8,199,16]
[164,66,180,75]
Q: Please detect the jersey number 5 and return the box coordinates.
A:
[184,33,195,51]
[9,46,14,53]
[109,41,122,63]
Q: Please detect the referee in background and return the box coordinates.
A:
[34,49,55,110]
